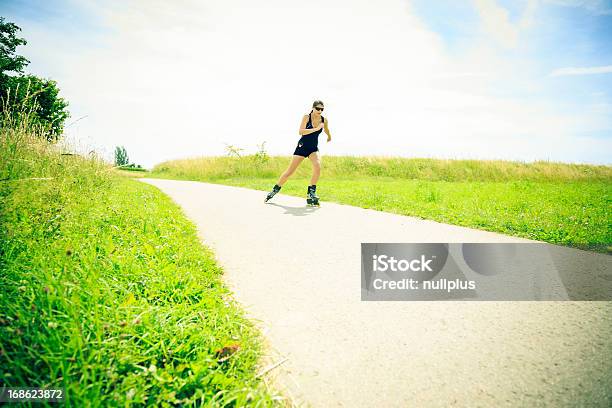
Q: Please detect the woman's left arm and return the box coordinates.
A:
[324,118,332,142]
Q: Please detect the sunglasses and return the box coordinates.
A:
[314,106,324,111]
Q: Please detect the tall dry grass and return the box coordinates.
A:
[151,154,612,183]
[0,87,112,188]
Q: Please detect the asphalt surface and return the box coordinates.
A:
[138,178,612,408]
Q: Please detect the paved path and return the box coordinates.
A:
[138,178,611,408]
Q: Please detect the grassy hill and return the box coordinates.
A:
[0,117,283,405]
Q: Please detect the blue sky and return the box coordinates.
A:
[1,0,611,166]
[412,1,611,94]
[1,0,106,42]
[410,0,612,141]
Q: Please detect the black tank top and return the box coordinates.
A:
[305,111,324,138]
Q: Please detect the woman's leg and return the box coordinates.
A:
[308,151,321,185]
[277,155,305,186]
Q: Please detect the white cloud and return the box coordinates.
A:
[550,65,612,76]
[471,0,537,49]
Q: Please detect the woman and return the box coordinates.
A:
[264,100,332,206]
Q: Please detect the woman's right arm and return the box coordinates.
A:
[298,115,322,136]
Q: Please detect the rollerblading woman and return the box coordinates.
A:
[264,100,332,205]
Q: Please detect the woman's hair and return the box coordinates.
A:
[312,100,324,108]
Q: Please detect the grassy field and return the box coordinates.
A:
[146,155,612,254]
[1,117,283,405]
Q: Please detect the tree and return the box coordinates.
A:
[0,17,69,142]
[0,17,30,76]
[3,75,69,141]
[114,146,129,166]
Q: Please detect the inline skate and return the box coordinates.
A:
[306,185,320,206]
[264,184,281,203]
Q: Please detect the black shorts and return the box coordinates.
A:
[293,140,318,157]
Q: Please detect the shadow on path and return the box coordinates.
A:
[265,202,321,216]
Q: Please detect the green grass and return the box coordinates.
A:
[0,112,283,406]
[146,155,612,254]
[116,165,147,172]
[113,168,150,178]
